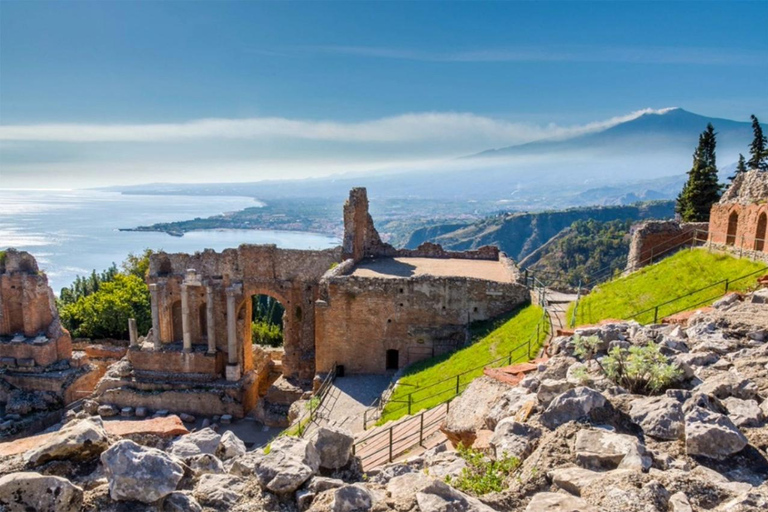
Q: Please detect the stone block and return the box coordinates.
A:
[17,358,35,368]
[0,357,16,368]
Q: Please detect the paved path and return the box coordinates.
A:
[308,374,393,435]
[546,290,578,334]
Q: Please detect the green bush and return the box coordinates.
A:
[251,320,283,347]
[601,342,683,394]
[446,444,520,495]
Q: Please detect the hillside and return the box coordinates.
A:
[406,201,675,261]
[569,249,767,325]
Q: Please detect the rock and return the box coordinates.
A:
[718,490,768,511]
[698,372,759,400]
[120,407,133,417]
[330,484,373,512]
[246,436,320,493]
[629,396,685,440]
[83,399,99,415]
[169,427,221,458]
[749,288,768,304]
[441,376,512,446]
[188,453,225,475]
[135,407,148,418]
[722,397,764,427]
[537,379,573,406]
[163,491,203,512]
[713,293,740,309]
[540,387,607,430]
[310,426,354,469]
[525,492,597,511]
[201,418,211,429]
[180,413,195,423]
[684,407,748,460]
[193,473,245,508]
[0,472,83,512]
[574,428,651,471]
[668,492,693,512]
[386,472,432,501]
[549,467,605,496]
[485,387,535,430]
[101,439,184,503]
[23,417,110,466]
[415,480,495,512]
[220,414,232,425]
[98,404,118,417]
[218,430,247,460]
[366,463,413,485]
[490,418,541,461]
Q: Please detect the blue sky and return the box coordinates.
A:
[1,1,767,187]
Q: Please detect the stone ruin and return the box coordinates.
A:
[0,249,101,437]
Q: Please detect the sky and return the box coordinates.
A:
[1,1,767,188]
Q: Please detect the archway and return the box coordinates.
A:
[756,213,767,252]
[726,211,739,246]
[250,294,285,348]
[171,301,183,342]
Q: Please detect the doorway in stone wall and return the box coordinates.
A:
[726,211,739,246]
[756,213,767,252]
[171,301,183,342]
[386,349,399,371]
[250,294,285,349]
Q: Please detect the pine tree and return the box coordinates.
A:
[729,153,748,182]
[676,123,722,222]
[748,115,768,171]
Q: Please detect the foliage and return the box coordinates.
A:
[748,115,768,171]
[729,154,748,182]
[379,304,547,424]
[446,443,520,495]
[59,274,151,339]
[676,123,722,222]
[529,219,631,289]
[251,294,284,347]
[601,342,683,395]
[572,334,603,361]
[307,396,321,412]
[568,249,766,326]
[121,249,154,279]
[0,250,6,272]
[251,320,283,347]
[58,265,119,306]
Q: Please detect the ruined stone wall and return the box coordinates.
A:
[625,221,709,273]
[315,275,529,374]
[708,171,768,251]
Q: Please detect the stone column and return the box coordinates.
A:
[181,283,192,353]
[128,318,138,347]
[206,285,216,355]
[149,284,161,350]
[225,284,242,381]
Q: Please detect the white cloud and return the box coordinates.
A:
[0,108,673,145]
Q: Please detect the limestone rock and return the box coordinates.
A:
[537,379,573,406]
[684,407,748,460]
[668,492,693,512]
[310,426,354,469]
[188,453,225,475]
[98,404,118,417]
[697,372,759,400]
[193,473,245,508]
[629,396,685,440]
[718,490,768,511]
[245,436,320,494]
[163,491,203,512]
[722,397,764,427]
[218,430,247,460]
[485,387,536,430]
[441,376,512,446]
[169,427,221,459]
[23,417,109,466]
[0,472,83,512]
[573,428,650,471]
[101,439,184,503]
[386,472,433,502]
[540,387,607,430]
[415,480,495,512]
[490,418,541,461]
[549,467,604,496]
[525,492,597,511]
[330,484,373,512]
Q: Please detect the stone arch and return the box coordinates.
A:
[171,300,183,342]
[756,211,767,252]
[726,210,739,246]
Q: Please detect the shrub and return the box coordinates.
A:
[446,444,520,495]
[251,320,283,347]
[601,342,683,394]
[572,334,603,361]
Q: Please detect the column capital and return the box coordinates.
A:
[226,283,243,297]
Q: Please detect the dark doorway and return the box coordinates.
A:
[386,349,399,370]
[171,301,183,342]
[756,213,767,252]
[726,211,739,246]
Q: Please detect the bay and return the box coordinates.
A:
[0,189,340,293]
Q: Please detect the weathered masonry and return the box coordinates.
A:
[708,170,768,260]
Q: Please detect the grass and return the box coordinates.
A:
[378,303,547,424]
[568,248,767,326]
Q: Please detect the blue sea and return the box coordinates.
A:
[0,189,340,293]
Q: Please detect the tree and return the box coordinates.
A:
[729,154,748,182]
[121,248,154,279]
[748,115,768,171]
[676,123,722,222]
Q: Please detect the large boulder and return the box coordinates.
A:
[330,484,373,512]
[490,418,541,461]
[485,387,536,430]
[0,472,83,512]
[684,407,748,460]
[629,396,685,440]
[239,436,320,494]
[415,479,495,512]
[218,430,246,460]
[697,372,759,400]
[573,428,650,471]
[722,397,764,428]
[193,473,245,508]
[310,426,354,469]
[101,439,184,503]
[525,492,597,511]
[536,379,574,407]
[169,427,221,459]
[441,376,512,446]
[23,417,109,466]
[540,387,607,430]
[163,492,203,512]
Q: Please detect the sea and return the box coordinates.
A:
[0,189,340,293]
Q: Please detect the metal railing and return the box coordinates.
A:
[292,363,338,437]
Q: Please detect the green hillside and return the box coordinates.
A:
[568,249,767,326]
[378,304,547,425]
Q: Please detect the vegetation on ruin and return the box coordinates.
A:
[378,304,547,424]
[0,250,6,272]
[251,295,284,347]
[445,443,520,495]
[568,249,766,326]
[58,250,153,339]
[602,343,683,395]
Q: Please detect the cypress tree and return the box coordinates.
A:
[729,153,748,182]
[676,123,722,222]
[748,114,768,171]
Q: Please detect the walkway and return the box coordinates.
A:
[308,374,393,435]
[545,290,578,334]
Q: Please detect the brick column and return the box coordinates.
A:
[149,284,161,350]
[206,285,216,355]
[181,283,192,352]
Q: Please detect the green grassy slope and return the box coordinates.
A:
[568,249,767,326]
[378,304,547,424]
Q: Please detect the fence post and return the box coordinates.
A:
[455,375,460,395]
[653,306,659,324]
[527,336,532,359]
[508,351,513,365]
[407,394,412,416]
[725,279,730,293]
[389,427,393,463]
[419,412,424,447]
[740,235,744,257]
